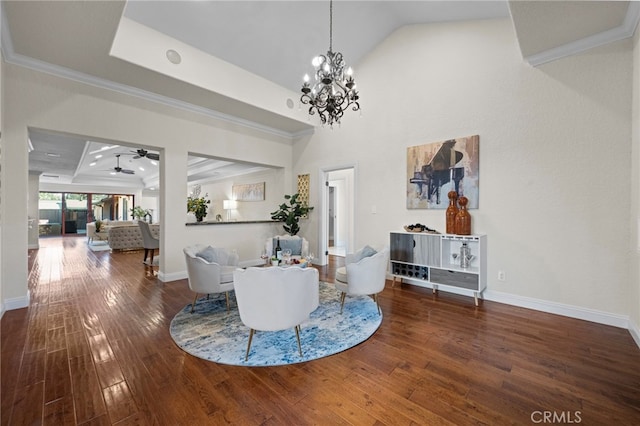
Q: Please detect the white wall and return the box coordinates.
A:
[630,24,640,343]
[0,44,4,317]
[139,193,159,223]
[195,168,283,222]
[2,61,294,304]
[294,18,633,322]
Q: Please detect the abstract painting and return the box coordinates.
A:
[407,135,479,209]
[232,182,265,201]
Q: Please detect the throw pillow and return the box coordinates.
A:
[272,237,303,256]
[196,246,229,265]
[355,245,377,262]
[281,238,303,256]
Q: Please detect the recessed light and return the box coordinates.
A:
[150,160,158,166]
[45,152,61,157]
[166,49,182,65]
[89,162,97,166]
[138,167,145,171]
[110,172,116,175]
[149,187,155,190]
[95,154,102,159]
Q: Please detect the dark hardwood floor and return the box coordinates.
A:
[2,236,640,425]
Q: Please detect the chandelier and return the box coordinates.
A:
[300,0,360,127]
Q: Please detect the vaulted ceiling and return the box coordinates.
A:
[3,1,637,189]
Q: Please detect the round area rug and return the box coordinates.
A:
[169,282,382,366]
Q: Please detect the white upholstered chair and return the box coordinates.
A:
[233,266,319,360]
[265,235,309,260]
[334,247,390,315]
[138,221,160,265]
[183,245,239,313]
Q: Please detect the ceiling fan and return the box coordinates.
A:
[110,154,135,174]
[131,148,160,161]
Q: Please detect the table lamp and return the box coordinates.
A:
[223,200,237,221]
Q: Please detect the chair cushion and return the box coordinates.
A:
[196,246,229,265]
[273,238,303,256]
[335,266,348,283]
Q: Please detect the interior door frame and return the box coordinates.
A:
[318,164,356,265]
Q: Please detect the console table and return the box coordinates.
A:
[390,231,487,305]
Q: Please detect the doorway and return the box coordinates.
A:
[320,166,355,264]
[328,186,336,250]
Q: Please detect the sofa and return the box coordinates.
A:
[108,223,159,251]
[88,220,134,242]
[87,221,159,250]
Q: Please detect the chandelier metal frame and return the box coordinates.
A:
[300,0,360,127]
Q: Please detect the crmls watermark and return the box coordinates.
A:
[531,411,582,424]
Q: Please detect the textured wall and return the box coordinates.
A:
[295,18,633,316]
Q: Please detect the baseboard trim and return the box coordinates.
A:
[394,278,639,349]
[483,289,629,329]
[3,291,30,311]
[158,270,187,283]
[28,243,39,250]
[629,319,640,349]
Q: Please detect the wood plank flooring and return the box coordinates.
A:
[2,236,640,425]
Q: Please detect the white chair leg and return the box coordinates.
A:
[339,292,346,314]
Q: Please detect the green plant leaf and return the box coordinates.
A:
[270,193,313,236]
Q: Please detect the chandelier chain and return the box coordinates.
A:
[329,0,333,52]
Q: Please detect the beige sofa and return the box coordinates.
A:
[87,220,135,242]
[108,223,159,250]
[87,221,159,250]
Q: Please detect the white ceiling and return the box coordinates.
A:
[28,128,270,190]
[3,1,636,190]
[123,1,510,94]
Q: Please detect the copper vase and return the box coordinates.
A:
[446,191,458,234]
[455,196,471,235]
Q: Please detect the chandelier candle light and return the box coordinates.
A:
[300,0,360,127]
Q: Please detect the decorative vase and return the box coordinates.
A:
[446,191,458,234]
[455,196,471,235]
[196,215,204,222]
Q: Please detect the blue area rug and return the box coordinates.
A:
[169,282,382,366]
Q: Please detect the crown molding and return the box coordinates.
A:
[6,52,299,140]
[0,10,301,141]
[526,1,640,66]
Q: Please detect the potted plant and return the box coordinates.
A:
[130,206,149,221]
[187,194,211,222]
[95,220,103,233]
[270,193,314,236]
